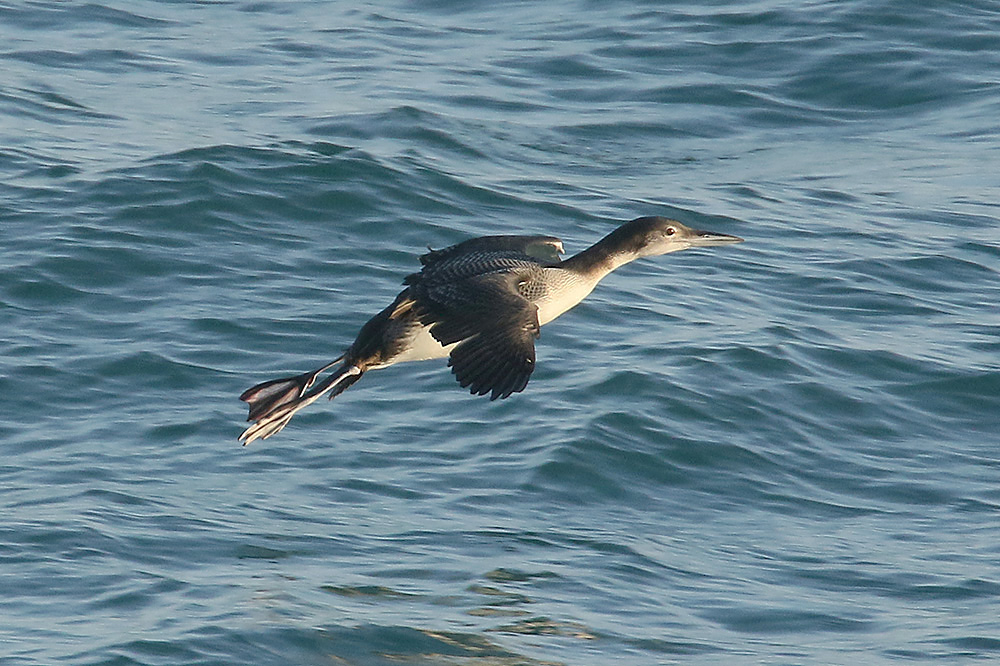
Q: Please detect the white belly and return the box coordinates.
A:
[370,325,456,368]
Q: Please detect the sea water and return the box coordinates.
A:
[2,2,999,664]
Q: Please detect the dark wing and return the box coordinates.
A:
[411,268,540,400]
[419,235,563,267]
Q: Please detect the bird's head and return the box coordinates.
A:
[620,216,744,258]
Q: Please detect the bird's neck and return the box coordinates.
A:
[559,231,642,281]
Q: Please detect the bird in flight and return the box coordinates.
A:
[239,216,743,443]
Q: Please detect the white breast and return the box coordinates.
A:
[534,268,598,326]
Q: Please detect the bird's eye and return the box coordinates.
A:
[665,227,676,236]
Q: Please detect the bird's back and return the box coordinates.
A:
[407,249,542,289]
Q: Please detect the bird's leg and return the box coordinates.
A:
[239,362,363,444]
[239,357,343,423]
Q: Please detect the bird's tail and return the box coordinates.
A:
[239,357,364,445]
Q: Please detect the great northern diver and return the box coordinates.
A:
[239,216,742,443]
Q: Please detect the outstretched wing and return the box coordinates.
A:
[418,235,563,267]
[410,267,541,400]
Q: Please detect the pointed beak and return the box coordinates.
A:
[688,229,744,247]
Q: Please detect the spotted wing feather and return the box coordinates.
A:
[434,274,539,400]
[407,254,542,400]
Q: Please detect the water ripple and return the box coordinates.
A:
[3,2,1000,665]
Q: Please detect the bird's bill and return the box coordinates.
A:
[689,230,744,247]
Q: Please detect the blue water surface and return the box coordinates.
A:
[2,1,1000,664]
